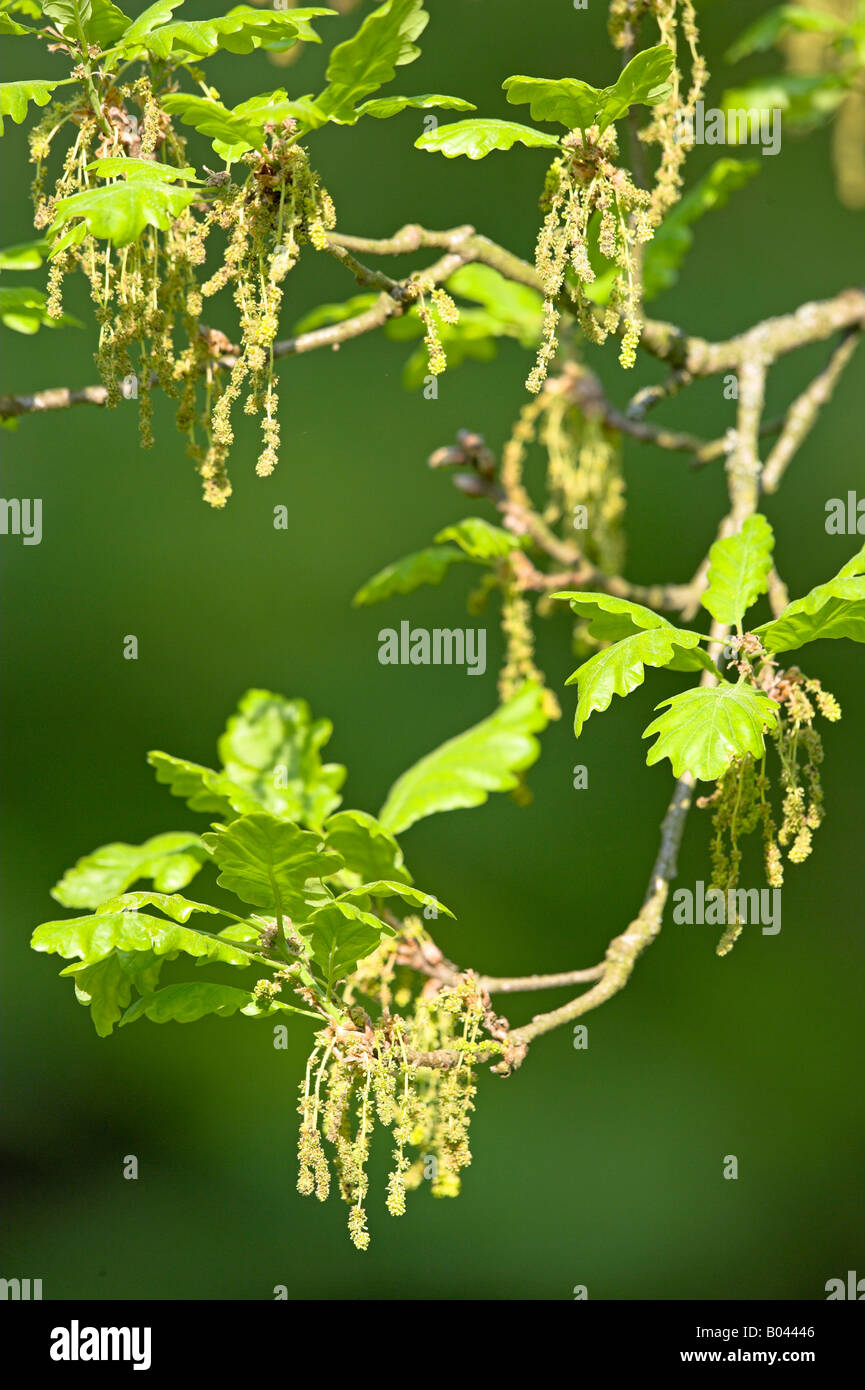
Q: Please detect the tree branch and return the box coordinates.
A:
[518,552,699,616]
[0,225,847,1065]
[395,938,605,994]
[508,773,696,1048]
[429,352,771,1066]
[761,328,862,494]
[553,363,714,458]
[3,216,863,420]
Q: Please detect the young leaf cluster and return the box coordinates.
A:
[0,0,475,496]
[32,681,550,1244]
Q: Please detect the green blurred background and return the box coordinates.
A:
[2,0,864,1300]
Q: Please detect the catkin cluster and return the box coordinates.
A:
[704,754,776,956]
[771,671,840,867]
[296,963,492,1251]
[414,285,460,377]
[540,373,626,575]
[529,122,652,388]
[29,89,335,505]
[495,374,626,694]
[700,658,841,954]
[528,0,705,389]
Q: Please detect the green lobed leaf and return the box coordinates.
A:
[239,995,321,1020]
[123,6,332,63]
[502,45,673,134]
[554,590,667,640]
[379,682,549,834]
[299,901,391,987]
[162,87,329,157]
[319,0,428,123]
[502,75,601,131]
[596,44,674,129]
[96,890,223,923]
[148,751,258,820]
[336,880,453,919]
[124,976,326,1026]
[117,0,182,45]
[434,517,524,559]
[150,691,346,828]
[753,542,865,652]
[215,921,262,946]
[31,910,252,967]
[230,87,328,133]
[41,0,131,46]
[217,689,346,829]
[355,93,475,119]
[0,80,60,135]
[323,808,411,885]
[120,981,255,1026]
[51,832,206,909]
[60,948,163,1036]
[202,814,342,916]
[86,156,201,182]
[415,118,560,159]
[564,626,707,737]
[50,175,201,248]
[249,8,333,52]
[643,683,779,781]
[701,515,775,626]
[553,590,717,675]
[353,545,471,605]
[159,93,261,162]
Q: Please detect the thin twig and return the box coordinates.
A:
[508,773,696,1048]
[554,364,713,457]
[762,328,862,494]
[626,367,694,419]
[4,221,863,418]
[518,554,698,616]
[395,937,604,995]
[484,358,770,1057]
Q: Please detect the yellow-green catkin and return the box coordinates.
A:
[707,755,764,956]
[702,665,841,939]
[28,90,336,504]
[541,375,626,575]
[773,673,839,867]
[497,373,626,675]
[552,0,706,374]
[414,284,458,377]
[297,1086,331,1202]
[295,957,499,1249]
[499,577,545,702]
